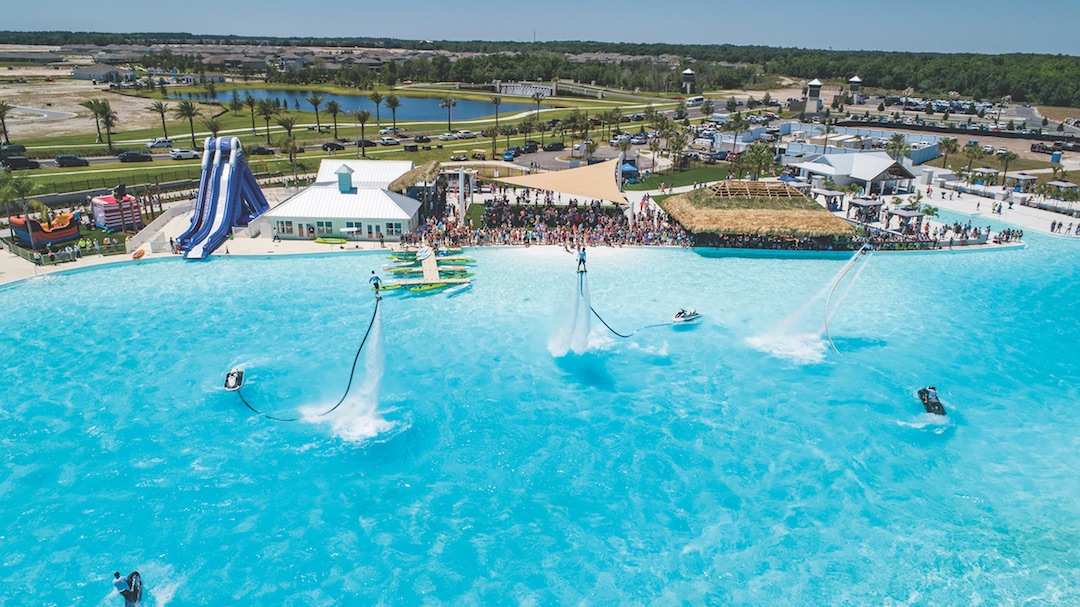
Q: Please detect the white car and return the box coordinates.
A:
[146,138,174,149]
[456,130,477,139]
[379,127,399,135]
[380,137,400,146]
[169,148,199,160]
[438,133,458,141]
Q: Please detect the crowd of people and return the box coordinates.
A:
[403,188,690,248]
[1050,220,1079,235]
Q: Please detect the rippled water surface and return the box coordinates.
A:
[1,236,1078,605]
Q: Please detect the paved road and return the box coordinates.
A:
[7,105,77,124]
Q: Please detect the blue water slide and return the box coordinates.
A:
[184,138,230,255]
[177,137,219,249]
[236,164,270,225]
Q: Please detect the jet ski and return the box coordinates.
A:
[672,309,702,323]
[122,571,142,605]
[224,368,245,392]
[917,386,946,415]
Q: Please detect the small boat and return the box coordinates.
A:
[373,283,405,291]
[131,249,146,260]
[315,237,347,244]
[224,368,245,392]
[917,387,946,415]
[672,309,702,323]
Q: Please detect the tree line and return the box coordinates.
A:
[6,31,1080,105]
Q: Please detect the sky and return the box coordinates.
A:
[5,0,1080,56]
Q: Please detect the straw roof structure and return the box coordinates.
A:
[388,160,442,193]
[660,181,855,237]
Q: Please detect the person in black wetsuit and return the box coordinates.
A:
[576,246,586,273]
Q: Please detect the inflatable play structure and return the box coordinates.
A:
[8,210,82,248]
[92,193,143,231]
[177,137,270,259]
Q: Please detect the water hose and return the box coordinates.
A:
[235,297,381,422]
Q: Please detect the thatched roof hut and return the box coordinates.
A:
[660,181,854,237]
[388,160,442,193]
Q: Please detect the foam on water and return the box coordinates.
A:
[548,271,593,356]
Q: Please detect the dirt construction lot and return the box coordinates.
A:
[0,67,164,139]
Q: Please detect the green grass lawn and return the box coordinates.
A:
[625,165,731,191]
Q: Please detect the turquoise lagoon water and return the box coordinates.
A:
[1,234,1078,605]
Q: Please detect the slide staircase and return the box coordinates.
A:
[177,137,270,260]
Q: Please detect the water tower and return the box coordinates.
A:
[682,69,696,95]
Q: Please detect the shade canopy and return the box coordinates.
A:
[492,159,628,205]
[621,163,639,174]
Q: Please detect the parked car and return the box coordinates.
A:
[521,142,538,154]
[0,144,27,157]
[248,146,275,155]
[380,137,400,146]
[54,154,90,167]
[630,135,648,145]
[169,148,200,160]
[506,146,522,157]
[1,156,40,170]
[438,133,458,141]
[413,134,431,143]
[996,147,1008,155]
[502,150,516,162]
[321,141,345,152]
[456,130,477,139]
[356,139,379,148]
[145,138,174,149]
[379,127,400,136]
[542,141,565,152]
[982,145,994,154]
[118,151,153,163]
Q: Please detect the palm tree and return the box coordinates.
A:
[369,91,384,126]
[937,137,960,169]
[997,150,1019,184]
[532,91,545,119]
[963,142,985,172]
[499,124,515,149]
[147,101,170,139]
[648,138,663,171]
[584,139,599,161]
[921,204,939,219]
[256,98,277,145]
[244,95,258,135]
[440,97,457,132]
[722,115,749,155]
[201,117,222,138]
[79,99,104,143]
[490,96,502,156]
[172,101,202,147]
[384,95,400,132]
[276,116,298,139]
[901,87,915,115]
[324,100,341,140]
[278,136,302,180]
[886,133,908,161]
[0,100,12,145]
[700,98,715,121]
[353,109,371,157]
[821,122,837,150]
[99,100,118,153]
[306,94,324,131]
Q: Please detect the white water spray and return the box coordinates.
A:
[747,247,871,363]
[548,272,593,356]
[304,313,394,442]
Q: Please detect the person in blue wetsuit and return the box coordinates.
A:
[369,271,382,299]
[577,246,586,273]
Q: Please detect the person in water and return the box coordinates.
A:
[927,386,938,400]
[577,246,586,273]
[369,271,382,299]
[113,572,137,606]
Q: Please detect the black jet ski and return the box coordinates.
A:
[122,571,142,605]
[224,368,244,392]
[672,309,702,323]
[917,387,946,415]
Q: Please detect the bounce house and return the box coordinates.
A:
[92,194,144,231]
[9,211,82,248]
